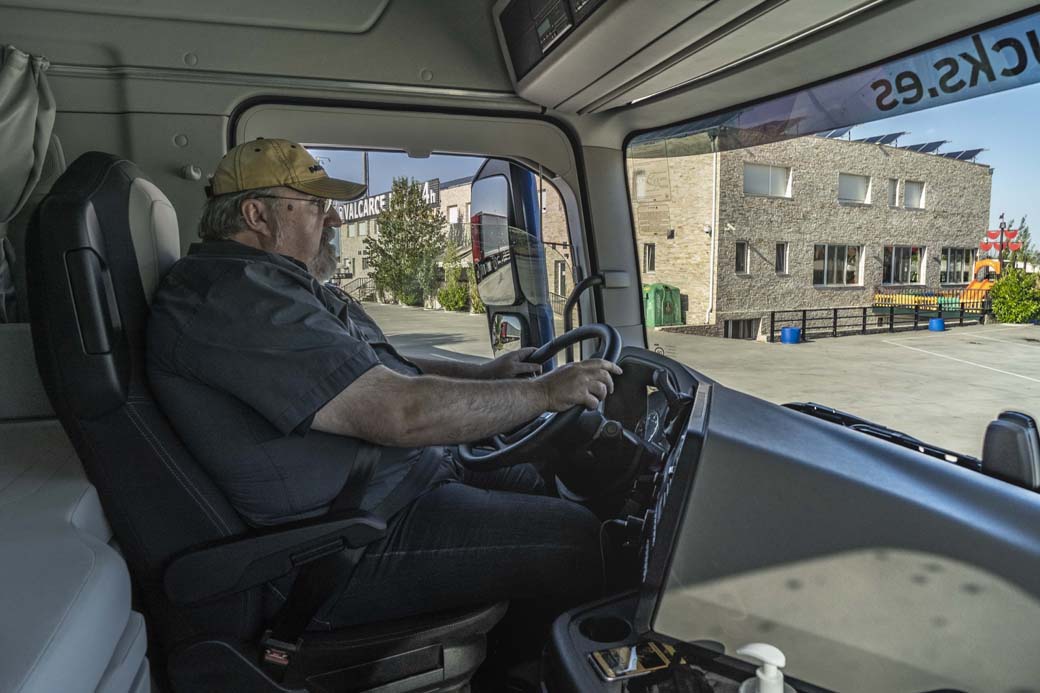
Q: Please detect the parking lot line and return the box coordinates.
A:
[882,339,1040,384]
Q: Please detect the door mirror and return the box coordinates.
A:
[492,313,525,354]
[471,175,518,306]
[470,158,555,360]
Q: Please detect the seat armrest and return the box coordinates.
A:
[164,511,386,606]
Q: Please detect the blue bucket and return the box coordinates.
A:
[780,326,802,344]
[928,318,946,332]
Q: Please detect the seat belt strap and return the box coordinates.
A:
[260,443,379,679]
[258,445,445,680]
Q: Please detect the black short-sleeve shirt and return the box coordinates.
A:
[147,240,448,526]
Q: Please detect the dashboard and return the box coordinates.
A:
[548,345,1040,693]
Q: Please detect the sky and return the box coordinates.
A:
[310,149,485,196]
[311,80,1040,234]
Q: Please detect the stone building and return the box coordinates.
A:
[627,134,993,338]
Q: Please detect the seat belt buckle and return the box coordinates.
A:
[260,630,302,670]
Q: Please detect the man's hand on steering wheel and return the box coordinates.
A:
[478,347,544,379]
[537,359,623,412]
[456,323,624,471]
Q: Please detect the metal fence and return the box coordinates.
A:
[339,276,376,301]
[768,302,992,343]
[549,291,567,316]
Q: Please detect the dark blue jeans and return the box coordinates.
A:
[312,462,604,629]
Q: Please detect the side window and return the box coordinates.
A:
[311,148,574,359]
[940,247,976,284]
[813,244,862,286]
[735,241,749,274]
[775,242,788,274]
[744,163,791,197]
[882,245,926,284]
[904,180,926,208]
[838,173,871,203]
[644,243,656,273]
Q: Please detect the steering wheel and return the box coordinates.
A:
[456,323,623,471]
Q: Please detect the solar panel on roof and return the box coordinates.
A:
[957,148,984,161]
[878,133,902,145]
[920,141,945,153]
[828,127,851,139]
[858,135,883,143]
[941,150,965,159]
[902,143,928,152]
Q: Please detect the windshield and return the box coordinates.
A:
[625,12,1040,460]
[627,10,1040,691]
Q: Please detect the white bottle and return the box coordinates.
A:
[736,643,795,693]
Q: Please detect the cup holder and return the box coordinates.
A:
[578,615,632,643]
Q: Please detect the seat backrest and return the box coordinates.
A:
[26,152,257,644]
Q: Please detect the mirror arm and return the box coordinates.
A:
[563,274,605,362]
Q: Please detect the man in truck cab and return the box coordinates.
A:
[145,138,621,634]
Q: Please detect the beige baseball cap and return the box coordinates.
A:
[207,138,366,200]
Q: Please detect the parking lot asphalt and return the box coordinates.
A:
[363,303,1040,457]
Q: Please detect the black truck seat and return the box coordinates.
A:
[27,151,504,693]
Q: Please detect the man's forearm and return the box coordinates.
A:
[407,355,487,380]
[394,374,547,445]
[313,366,546,447]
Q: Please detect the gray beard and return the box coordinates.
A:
[309,228,338,282]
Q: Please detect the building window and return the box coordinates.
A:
[813,244,861,285]
[882,245,926,284]
[643,243,656,273]
[634,170,648,199]
[448,205,459,223]
[775,242,788,274]
[888,178,899,207]
[361,255,370,270]
[735,241,749,274]
[465,202,471,223]
[347,222,357,238]
[358,220,368,236]
[371,220,379,236]
[941,247,976,283]
[743,163,791,197]
[554,260,568,296]
[724,319,760,340]
[904,180,925,209]
[837,173,871,203]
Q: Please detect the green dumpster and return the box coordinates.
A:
[643,283,682,327]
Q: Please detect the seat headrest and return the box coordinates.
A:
[28,152,179,419]
[127,177,179,302]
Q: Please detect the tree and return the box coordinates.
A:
[1006,215,1036,270]
[364,177,446,306]
[989,268,1040,323]
[437,239,469,311]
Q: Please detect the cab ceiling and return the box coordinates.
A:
[1,0,1038,150]
[0,0,515,93]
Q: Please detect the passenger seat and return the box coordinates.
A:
[0,138,151,692]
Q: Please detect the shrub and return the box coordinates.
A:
[438,282,469,311]
[466,266,485,314]
[989,268,1040,323]
[437,239,469,311]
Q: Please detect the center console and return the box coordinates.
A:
[544,367,765,692]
